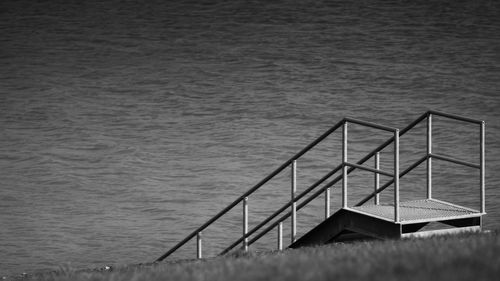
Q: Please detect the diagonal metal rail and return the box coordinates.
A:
[156,118,346,261]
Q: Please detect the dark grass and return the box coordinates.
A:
[11,231,500,281]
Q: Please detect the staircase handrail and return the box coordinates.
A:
[356,110,485,209]
[156,117,347,261]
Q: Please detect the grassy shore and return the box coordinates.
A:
[13,231,500,281]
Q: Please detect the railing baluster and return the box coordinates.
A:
[394,129,400,223]
[243,197,248,251]
[196,232,202,259]
[325,187,330,219]
[427,113,432,199]
[342,121,348,208]
[480,121,485,214]
[278,222,283,251]
[291,160,297,243]
[374,152,380,205]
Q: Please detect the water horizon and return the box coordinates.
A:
[1,0,499,276]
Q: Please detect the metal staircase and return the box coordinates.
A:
[156,110,485,261]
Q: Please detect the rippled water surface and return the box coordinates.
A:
[1,0,500,276]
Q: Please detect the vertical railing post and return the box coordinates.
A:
[480,121,485,214]
[291,160,297,243]
[278,222,283,250]
[427,113,432,199]
[325,187,330,219]
[243,197,248,252]
[394,129,400,223]
[374,152,380,205]
[196,232,202,259]
[342,121,348,208]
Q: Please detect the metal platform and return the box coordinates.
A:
[350,199,481,224]
[290,200,483,249]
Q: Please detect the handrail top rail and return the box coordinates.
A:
[428,110,484,125]
[344,117,399,132]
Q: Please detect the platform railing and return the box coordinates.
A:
[356,110,485,215]
[426,111,485,214]
[341,118,400,222]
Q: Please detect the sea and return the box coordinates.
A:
[1,0,499,277]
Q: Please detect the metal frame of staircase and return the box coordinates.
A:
[156,110,485,261]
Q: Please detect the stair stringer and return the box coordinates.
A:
[289,208,402,249]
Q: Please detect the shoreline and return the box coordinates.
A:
[7,230,499,281]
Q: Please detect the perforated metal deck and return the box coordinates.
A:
[350,199,481,224]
